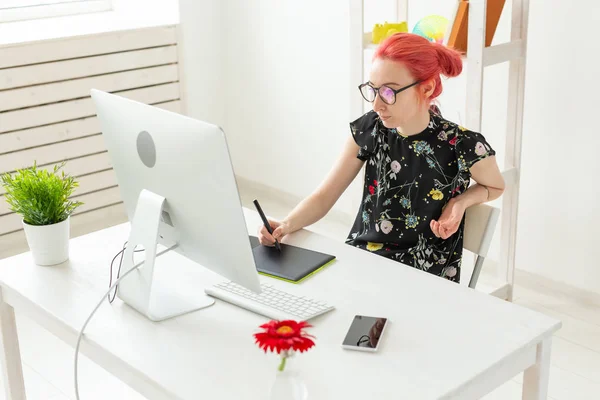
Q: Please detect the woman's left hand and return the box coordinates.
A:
[430,198,466,239]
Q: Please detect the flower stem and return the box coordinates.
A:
[278,355,287,372]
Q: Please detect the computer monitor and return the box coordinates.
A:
[90,89,262,322]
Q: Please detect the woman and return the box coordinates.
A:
[258,33,505,283]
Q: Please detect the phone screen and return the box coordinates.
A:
[342,315,388,350]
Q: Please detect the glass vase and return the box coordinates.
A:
[268,361,308,400]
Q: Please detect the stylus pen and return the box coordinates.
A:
[253,199,281,251]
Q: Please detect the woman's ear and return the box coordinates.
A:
[420,78,436,100]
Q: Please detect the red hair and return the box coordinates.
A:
[373,33,462,103]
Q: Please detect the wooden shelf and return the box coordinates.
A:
[363,32,377,50]
[484,40,524,66]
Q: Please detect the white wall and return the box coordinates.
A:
[516,0,600,293]
[221,0,361,219]
[177,0,225,128]
[178,0,227,127]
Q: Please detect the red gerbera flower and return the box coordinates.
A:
[254,320,315,355]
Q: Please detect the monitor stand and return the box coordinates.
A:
[117,189,215,322]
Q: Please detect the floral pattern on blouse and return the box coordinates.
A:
[345,109,496,283]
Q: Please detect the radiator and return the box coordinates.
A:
[0,24,182,253]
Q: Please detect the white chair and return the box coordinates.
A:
[463,203,501,289]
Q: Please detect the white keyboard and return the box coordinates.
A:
[205,281,334,321]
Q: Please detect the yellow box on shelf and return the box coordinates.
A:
[371,21,408,44]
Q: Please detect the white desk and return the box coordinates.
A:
[0,208,561,399]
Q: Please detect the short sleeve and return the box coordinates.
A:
[455,127,496,171]
[349,110,379,161]
[429,104,443,117]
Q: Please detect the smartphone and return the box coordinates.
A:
[341,315,389,352]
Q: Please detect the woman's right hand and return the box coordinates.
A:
[258,219,291,247]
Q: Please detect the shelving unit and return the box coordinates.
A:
[349,0,530,301]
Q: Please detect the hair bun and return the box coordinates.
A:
[433,43,463,78]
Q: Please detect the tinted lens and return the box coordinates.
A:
[360,85,376,102]
[379,86,396,104]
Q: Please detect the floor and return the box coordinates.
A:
[0,186,599,399]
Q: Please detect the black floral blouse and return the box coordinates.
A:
[345,109,496,283]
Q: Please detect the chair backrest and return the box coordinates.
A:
[464,203,500,289]
[464,203,500,258]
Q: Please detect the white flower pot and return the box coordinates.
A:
[22,217,70,266]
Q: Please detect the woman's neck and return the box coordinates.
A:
[396,108,431,137]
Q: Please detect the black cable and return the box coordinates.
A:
[108,241,144,304]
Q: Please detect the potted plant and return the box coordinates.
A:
[1,162,83,265]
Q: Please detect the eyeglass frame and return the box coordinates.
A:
[358,80,421,105]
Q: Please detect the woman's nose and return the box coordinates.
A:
[373,94,386,112]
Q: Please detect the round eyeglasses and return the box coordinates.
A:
[358,81,421,105]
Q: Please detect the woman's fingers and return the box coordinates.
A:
[439,220,459,239]
[430,220,440,238]
[439,224,450,239]
[272,226,285,241]
[258,218,285,246]
[433,214,466,240]
[258,225,276,246]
